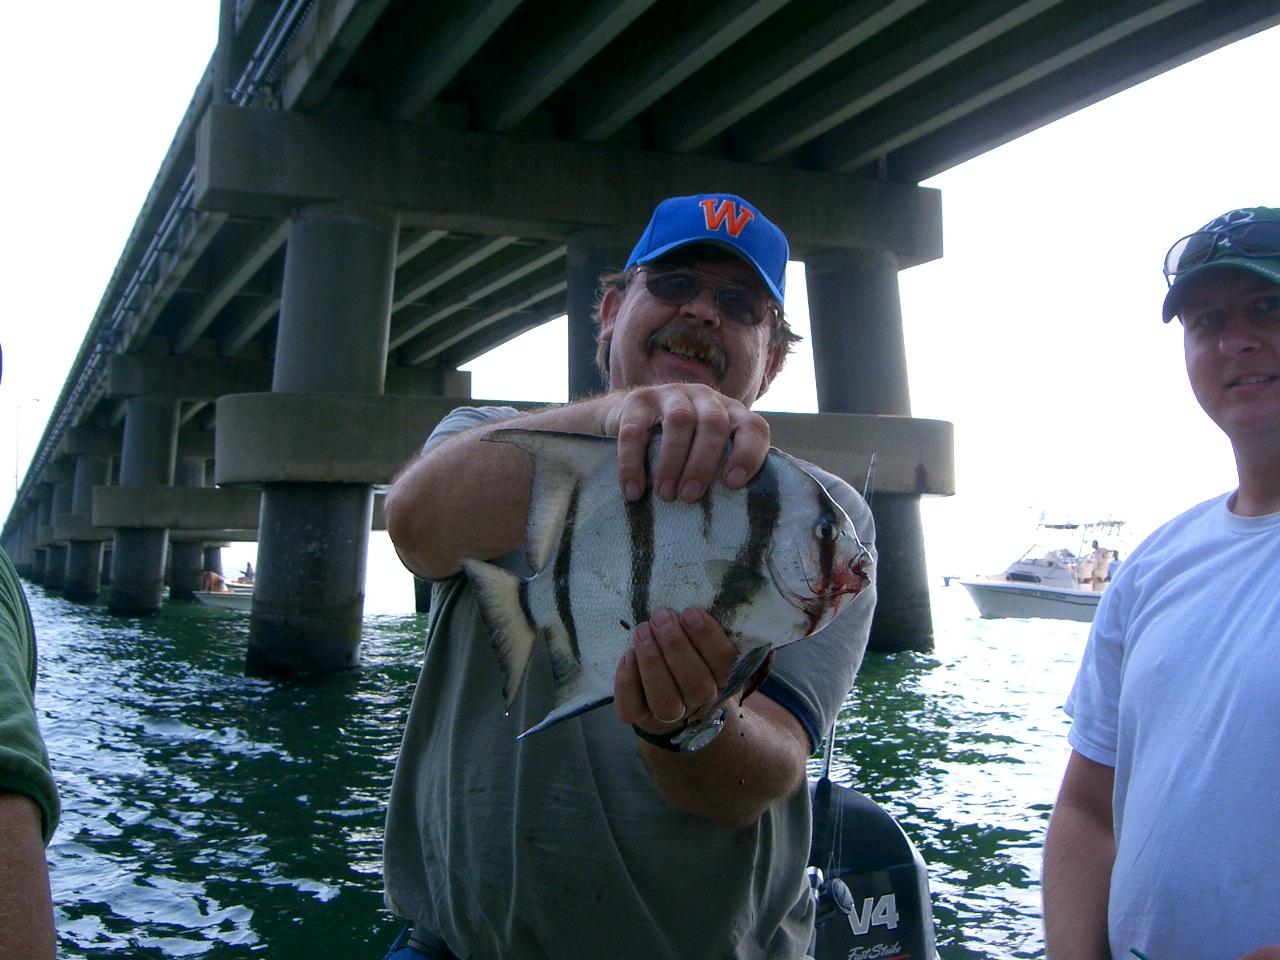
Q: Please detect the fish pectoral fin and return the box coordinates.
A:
[460,558,538,705]
[484,430,619,572]
[741,649,776,701]
[709,645,773,712]
[516,627,613,738]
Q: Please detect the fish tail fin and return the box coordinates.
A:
[517,626,613,738]
[461,558,538,704]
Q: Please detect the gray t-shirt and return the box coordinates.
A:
[383,405,877,960]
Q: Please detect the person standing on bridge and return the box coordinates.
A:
[0,345,61,960]
[381,194,876,959]
[1042,207,1280,960]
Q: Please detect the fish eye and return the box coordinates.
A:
[815,518,838,542]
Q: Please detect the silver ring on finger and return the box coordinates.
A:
[651,704,686,726]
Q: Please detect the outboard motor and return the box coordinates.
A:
[808,778,936,960]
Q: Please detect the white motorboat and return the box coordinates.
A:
[194,584,254,612]
[958,520,1124,623]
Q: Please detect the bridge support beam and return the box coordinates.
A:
[806,249,934,654]
[43,478,73,591]
[65,455,110,601]
[168,457,210,600]
[566,228,629,401]
[21,510,42,580]
[246,202,396,677]
[30,494,52,585]
[109,398,179,615]
[203,544,224,580]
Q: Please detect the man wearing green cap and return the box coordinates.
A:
[1042,208,1280,960]
[381,194,876,959]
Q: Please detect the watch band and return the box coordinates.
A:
[633,708,727,753]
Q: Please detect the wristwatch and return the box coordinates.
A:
[633,708,727,753]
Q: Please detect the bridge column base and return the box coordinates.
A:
[247,484,371,676]
[806,248,936,654]
[43,544,68,591]
[65,455,109,601]
[203,545,224,578]
[168,541,206,600]
[108,528,170,615]
[65,541,104,601]
[864,494,934,653]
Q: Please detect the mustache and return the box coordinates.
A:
[645,325,729,380]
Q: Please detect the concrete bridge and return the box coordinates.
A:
[4,0,1277,674]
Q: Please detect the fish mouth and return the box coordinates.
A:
[805,557,870,601]
[645,325,729,381]
[774,551,871,623]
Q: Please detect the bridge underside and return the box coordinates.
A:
[6,0,1278,669]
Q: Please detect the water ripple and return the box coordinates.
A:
[30,581,1083,958]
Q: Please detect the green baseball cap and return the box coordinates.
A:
[1162,206,1280,322]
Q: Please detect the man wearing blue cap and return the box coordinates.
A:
[381,195,876,959]
[1042,208,1280,960]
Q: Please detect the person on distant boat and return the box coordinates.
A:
[0,345,60,960]
[239,562,254,584]
[1104,550,1121,582]
[381,194,877,960]
[1075,551,1096,589]
[1087,541,1111,591]
[1043,207,1280,960]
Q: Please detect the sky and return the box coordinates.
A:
[2,4,1277,595]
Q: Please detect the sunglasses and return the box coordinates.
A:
[1163,220,1280,285]
[639,267,776,327]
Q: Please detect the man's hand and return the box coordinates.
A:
[388,384,770,580]
[612,606,807,829]
[597,383,771,503]
[614,606,736,732]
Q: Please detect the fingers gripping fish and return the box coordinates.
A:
[460,430,872,739]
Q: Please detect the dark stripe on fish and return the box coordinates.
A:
[816,505,840,593]
[553,481,581,662]
[626,489,655,628]
[518,578,534,633]
[710,459,781,623]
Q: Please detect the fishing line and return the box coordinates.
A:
[818,453,876,782]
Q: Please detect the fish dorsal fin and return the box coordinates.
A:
[484,429,621,572]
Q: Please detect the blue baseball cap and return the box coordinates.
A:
[626,194,788,301]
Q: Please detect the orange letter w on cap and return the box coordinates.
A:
[700,198,755,237]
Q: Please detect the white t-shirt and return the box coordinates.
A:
[1066,492,1280,960]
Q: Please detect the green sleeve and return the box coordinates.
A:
[0,548,61,844]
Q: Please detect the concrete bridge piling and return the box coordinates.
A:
[244,203,398,676]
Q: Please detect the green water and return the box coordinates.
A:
[27,581,1084,958]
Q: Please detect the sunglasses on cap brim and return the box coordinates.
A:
[1164,220,1280,285]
